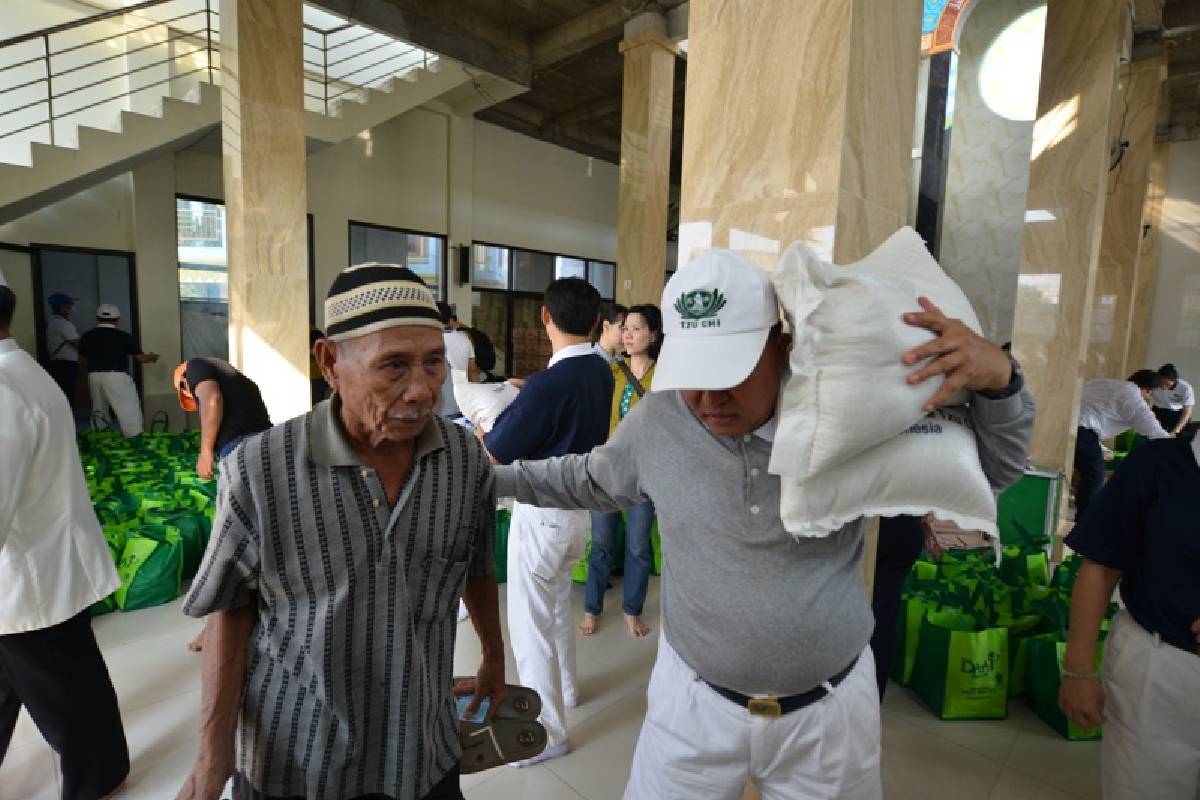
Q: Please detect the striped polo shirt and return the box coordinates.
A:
[183,398,496,799]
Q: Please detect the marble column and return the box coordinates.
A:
[219,0,310,421]
[677,0,924,271]
[1010,0,1123,528]
[1085,58,1165,381]
[1123,142,1170,374]
[616,27,678,307]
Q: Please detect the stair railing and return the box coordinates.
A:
[0,0,438,149]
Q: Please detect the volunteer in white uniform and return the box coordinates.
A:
[1152,363,1195,437]
[44,292,81,404]
[438,302,477,418]
[1075,371,1170,518]
[0,285,130,800]
[79,304,159,437]
[481,278,613,767]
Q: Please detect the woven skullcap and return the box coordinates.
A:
[324,262,442,342]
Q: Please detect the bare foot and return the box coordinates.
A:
[624,614,650,638]
[187,629,206,653]
[579,613,599,636]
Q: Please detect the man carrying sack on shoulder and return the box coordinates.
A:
[494,251,1035,799]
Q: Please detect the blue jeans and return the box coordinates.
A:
[585,501,655,616]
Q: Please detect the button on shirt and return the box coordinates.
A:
[0,338,119,634]
[46,315,79,361]
[183,400,496,799]
[1078,379,1170,440]
[1152,379,1195,411]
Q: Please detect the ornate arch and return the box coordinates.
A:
[921,0,981,55]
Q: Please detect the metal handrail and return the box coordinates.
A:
[0,0,440,148]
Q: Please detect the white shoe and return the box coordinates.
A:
[509,742,569,768]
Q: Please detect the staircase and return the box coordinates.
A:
[0,0,479,225]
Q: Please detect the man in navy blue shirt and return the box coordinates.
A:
[1059,435,1200,799]
[483,278,613,766]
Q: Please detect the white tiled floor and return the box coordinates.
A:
[0,578,1100,799]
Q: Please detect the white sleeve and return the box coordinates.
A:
[1124,387,1171,439]
[0,385,33,556]
[1185,382,1195,407]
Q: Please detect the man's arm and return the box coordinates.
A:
[970,387,1036,493]
[459,575,506,717]
[195,380,224,479]
[497,402,648,511]
[1058,560,1120,730]
[1125,390,1171,440]
[176,605,255,800]
[1174,404,1194,436]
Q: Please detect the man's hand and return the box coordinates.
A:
[902,297,1013,412]
[175,753,234,800]
[196,449,215,481]
[1059,674,1105,730]
[507,378,525,390]
[454,654,507,720]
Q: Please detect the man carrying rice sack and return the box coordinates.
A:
[494,244,1035,800]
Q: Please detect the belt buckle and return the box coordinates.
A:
[746,697,782,718]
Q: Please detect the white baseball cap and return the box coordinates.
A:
[96,304,121,321]
[653,250,780,392]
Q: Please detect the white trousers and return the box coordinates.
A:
[88,371,143,437]
[506,501,589,748]
[1101,611,1200,800]
[625,637,882,800]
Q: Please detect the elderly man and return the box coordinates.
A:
[178,264,505,800]
[0,285,130,799]
[497,251,1035,799]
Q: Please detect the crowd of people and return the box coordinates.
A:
[0,248,1196,800]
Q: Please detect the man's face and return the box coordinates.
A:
[1161,376,1177,391]
[60,302,73,318]
[319,326,445,445]
[1140,387,1154,403]
[682,332,790,438]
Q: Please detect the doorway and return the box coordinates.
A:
[31,244,140,415]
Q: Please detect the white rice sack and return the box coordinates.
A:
[769,227,983,482]
[452,370,518,432]
[778,406,997,538]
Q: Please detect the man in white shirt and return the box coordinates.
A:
[0,285,129,799]
[1075,370,1171,518]
[45,291,81,405]
[1152,363,1195,437]
[438,302,479,418]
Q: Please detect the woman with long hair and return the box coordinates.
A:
[582,303,662,638]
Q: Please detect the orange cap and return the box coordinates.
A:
[174,362,197,412]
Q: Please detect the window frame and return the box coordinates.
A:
[346,219,449,301]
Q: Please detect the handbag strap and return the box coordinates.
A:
[615,357,646,398]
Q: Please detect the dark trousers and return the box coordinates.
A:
[1073,427,1105,521]
[0,611,129,800]
[47,359,78,406]
[869,515,926,699]
[232,766,465,800]
[1154,406,1183,433]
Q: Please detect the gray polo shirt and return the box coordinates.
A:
[184,399,496,799]
[498,387,1035,696]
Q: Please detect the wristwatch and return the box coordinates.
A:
[976,353,1024,400]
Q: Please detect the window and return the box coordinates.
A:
[472,243,509,290]
[554,256,586,280]
[177,197,315,361]
[512,249,554,293]
[348,221,446,299]
[177,198,229,361]
[588,260,615,300]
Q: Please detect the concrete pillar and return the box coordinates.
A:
[1086,57,1165,380]
[219,0,310,421]
[616,18,678,306]
[1010,0,1124,535]
[676,0,924,269]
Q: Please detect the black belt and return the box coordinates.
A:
[703,655,859,717]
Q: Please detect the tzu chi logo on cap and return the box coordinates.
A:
[674,288,727,328]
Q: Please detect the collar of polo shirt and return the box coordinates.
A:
[307,395,445,467]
